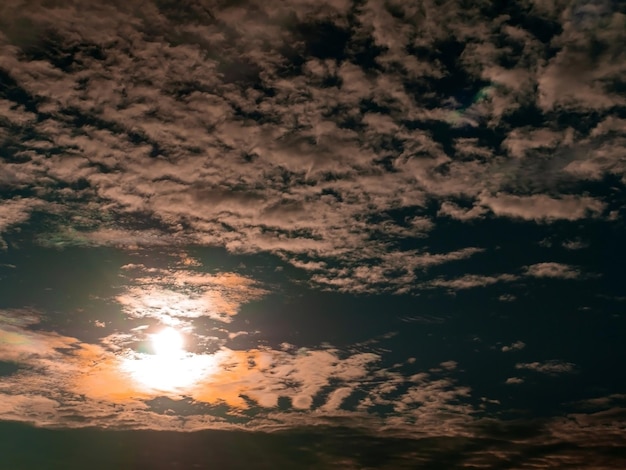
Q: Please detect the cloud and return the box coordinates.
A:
[0,305,480,435]
[427,273,518,290]
[537,8,626,111]
[468,405,626,468]
[437,201,488,221]
[0,3,624,468]
[308,247,485,293]
[502,127,569,160]
[116,265,267,324]
[439,360,458,370]
[0,0,620,295]
[524,262,582,279]
[424,260,591,291]
[0,309,79,362]
[562,239,588,250]
[502,341,526,352]
[571,393,626,411]
[0,198,44,240]
[0,3,623,468]
[479,193,606,222]
[515,360,577,376]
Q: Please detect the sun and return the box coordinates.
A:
[122,327,217,394]
[151,327,184,357]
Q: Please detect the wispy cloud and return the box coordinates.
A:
[425,261,590,291]
[427,273,518,290]
[515,360,577,376]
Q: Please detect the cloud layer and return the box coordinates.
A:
[1,1,625,467]
[0,0,624,293]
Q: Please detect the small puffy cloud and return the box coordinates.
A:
[440,360,458,370]
[562,239,588,250]
[505,377,524,385]
[502,341,526,352]
[524,262,582,280]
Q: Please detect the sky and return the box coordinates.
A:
[1,0,625,468]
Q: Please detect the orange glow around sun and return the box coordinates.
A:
[120,327,216,394]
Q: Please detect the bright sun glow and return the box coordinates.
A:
[151,327,184,357]
[122,328,217,393]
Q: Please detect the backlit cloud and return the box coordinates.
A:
[0,307,479,436]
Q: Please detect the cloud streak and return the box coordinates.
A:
[515,360,577,376]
